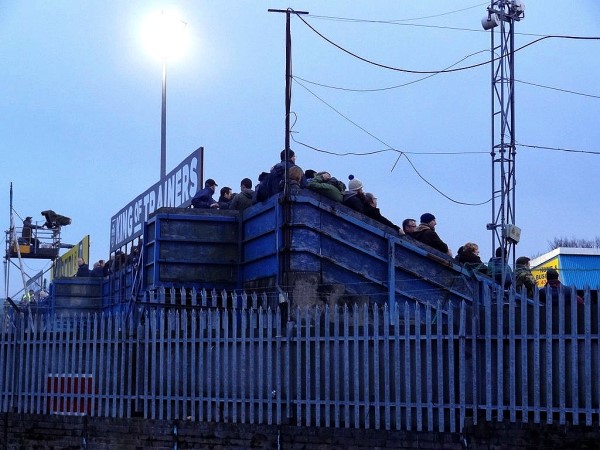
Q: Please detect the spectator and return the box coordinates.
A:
[191,179,219,209]
[267,149,307,197]
[218,186,233,209]
[90,261,104,277]
[288,166,304,194]
[539,269,584,335]
[515,256,536,298]
[307,171,345,203]
[412,213,452,256]
[253,172,271,203]
[364,193,403,234]
[230,178,255,212]
[402,218,417,235]
[457,242,487,274]
[487,247,512,288]
[342,175,368,213]
[75,257,90,277]
[305,169,317,183]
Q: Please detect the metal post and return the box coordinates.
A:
[161,57,167,180]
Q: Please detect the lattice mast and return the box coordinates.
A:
[484,1,525,286]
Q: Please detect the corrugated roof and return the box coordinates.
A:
[558,254,600,289]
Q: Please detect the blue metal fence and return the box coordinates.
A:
[0,286,598,432]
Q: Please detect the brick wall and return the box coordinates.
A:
[1,413,599,449]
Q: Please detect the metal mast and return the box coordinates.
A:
[484,1,524,286]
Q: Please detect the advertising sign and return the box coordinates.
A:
[109,147,203,252]
[53,235,90,278]
[531,256,559,287]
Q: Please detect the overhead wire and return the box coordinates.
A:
[293,48,490,93]
[293,11,600,75]
[308,2,489,23]
[292,77,493,206]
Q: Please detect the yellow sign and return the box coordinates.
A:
[52,235,90,278]
[531,256,559,287]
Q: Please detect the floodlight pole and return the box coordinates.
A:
[161,56,167,180]
[485,1,524,287]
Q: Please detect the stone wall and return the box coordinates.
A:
[2,413,599,449]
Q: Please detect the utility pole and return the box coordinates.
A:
[268,8,308,311]
[483,1,525,288]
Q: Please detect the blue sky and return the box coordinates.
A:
[2,1,599,298]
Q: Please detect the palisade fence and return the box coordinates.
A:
[0,286,598,433]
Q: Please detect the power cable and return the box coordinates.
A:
[293,48,489,92]
[308,2,489,23]
[293,11,600,75]
[515,79,600,100]
[291,79,492,206]
[517,143,600,155]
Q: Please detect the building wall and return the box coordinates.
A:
[2,413,599,449]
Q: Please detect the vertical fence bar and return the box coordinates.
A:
[496,288,504,423]
[393,304,401,431]
[362,304,370,430]
[373,306,381,430]
[315,306,322,427]
[305,307,311,427]
[520,290,529,424]
[584,289,592,426]
[383,307,391,431]
[425,303,433,432]
[344,306,351,429]
[484,287,492,422]
[436,302,444,432]
[459,301,466,432]
[447,303,455,432]
[509,290,516,423]
[415,304,422,431]
[570,287,579,426]
[533,294,541,423]
[353,304,360,429]
[558,288,566,424]
[404,302,412,431]
[545,290,553,424]
[334,306,341,428]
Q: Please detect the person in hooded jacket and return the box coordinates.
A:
[230,178,255,212]
[267,149,307,197]
[307,171,345,203]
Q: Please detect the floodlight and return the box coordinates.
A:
[481,12,500,30]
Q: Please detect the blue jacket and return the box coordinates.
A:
[191,187,217,209]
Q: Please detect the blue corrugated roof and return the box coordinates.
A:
[558,254,600,289]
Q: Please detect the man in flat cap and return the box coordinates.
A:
[412,213,452,257]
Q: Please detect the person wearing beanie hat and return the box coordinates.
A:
[411,212,452,257]
[342,175,368,213]
[515,256,536,297]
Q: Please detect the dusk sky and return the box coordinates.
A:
[2,1,599,298]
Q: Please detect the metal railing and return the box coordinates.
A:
[0,286,598,432]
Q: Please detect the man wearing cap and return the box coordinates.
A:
[412,213,452,257]
[22,216,43,248]
[515,256,536,298]
[191,179,219,209]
